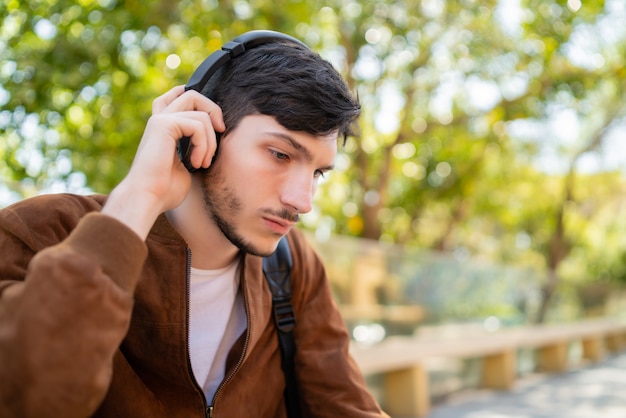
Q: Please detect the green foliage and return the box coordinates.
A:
[3,0,626,307]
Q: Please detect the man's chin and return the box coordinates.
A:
[231,235,283,258]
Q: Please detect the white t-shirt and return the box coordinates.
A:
[188,260,247,402]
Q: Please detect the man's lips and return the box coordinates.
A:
[262,216,295,235]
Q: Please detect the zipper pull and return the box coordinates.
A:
[207,405,214,418]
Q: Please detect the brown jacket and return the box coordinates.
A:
[0,193,387,418]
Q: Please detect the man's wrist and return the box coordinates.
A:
[101,185,162,240]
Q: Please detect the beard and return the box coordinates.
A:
[199,162,278,257]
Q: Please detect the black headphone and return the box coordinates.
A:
[177,30,308,171]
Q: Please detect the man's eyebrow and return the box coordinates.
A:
[266,132,335,171]
[266,131,335,171]
[267,132,312,160]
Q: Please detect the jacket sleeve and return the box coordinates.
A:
[0,202,148,418]
[287,230,390,418]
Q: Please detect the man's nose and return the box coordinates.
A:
[281,171,315,215]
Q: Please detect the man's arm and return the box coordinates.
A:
[0,86,224,417]
[0,209,147,418]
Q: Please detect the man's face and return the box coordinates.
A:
[200,114,338,257]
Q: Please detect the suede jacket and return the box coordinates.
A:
[0,193,388,418]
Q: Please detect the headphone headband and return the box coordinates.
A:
[185,30,307,93]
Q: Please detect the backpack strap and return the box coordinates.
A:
[263,236,301,418]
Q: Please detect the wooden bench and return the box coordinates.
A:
[349,317,626,417]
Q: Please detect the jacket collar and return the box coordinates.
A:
[149,210,272,363]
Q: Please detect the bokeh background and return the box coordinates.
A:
[2,0,626,342]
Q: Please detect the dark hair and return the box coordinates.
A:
[200,41,360,141]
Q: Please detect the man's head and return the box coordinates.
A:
[192,34,360,256]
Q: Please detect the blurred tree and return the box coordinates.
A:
[306,0,626,322]
[2,0,626,323]
[503,0,626,322]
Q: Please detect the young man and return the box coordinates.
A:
[0,32,389,417]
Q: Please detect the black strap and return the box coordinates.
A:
[263,236,301,418]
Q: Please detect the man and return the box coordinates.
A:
[0,31,389,417]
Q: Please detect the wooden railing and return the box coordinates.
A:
[350,317,626,417]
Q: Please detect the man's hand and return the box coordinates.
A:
[102,86,225,239]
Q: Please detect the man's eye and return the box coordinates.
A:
[314,170,326,179]
[271,150,290,161]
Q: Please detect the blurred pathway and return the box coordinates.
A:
[425,352,626,418]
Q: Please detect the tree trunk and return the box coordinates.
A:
[536,270,559,324]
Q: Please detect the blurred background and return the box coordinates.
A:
[2,0,626,344]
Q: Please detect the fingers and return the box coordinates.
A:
[152,85,185,114]
[152,86,225,133]
[171,111,219,169]
[149,86,225,170]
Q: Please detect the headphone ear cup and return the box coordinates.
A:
[177,131,222,171]
[211,131,221,165]
[177,135,195,172]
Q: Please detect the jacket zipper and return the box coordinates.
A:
[183,248,211,417]
[208,259,251,417]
